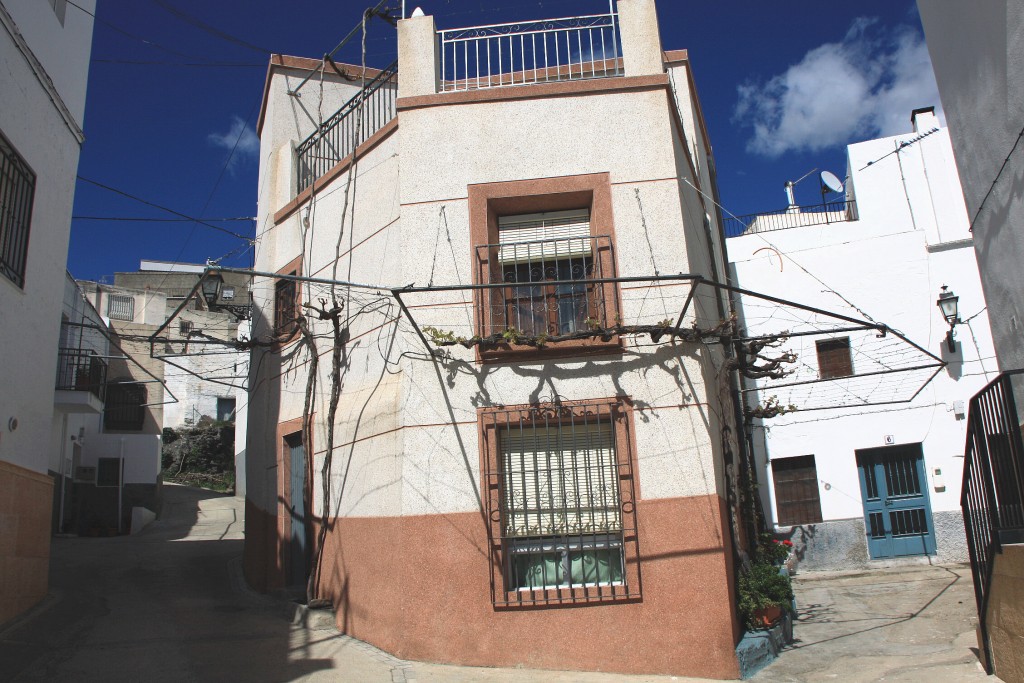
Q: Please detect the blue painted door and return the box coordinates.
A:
[856,445,936,559]
[286,434,308,586]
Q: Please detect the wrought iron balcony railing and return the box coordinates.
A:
[55,348,107,401]
[296,60,398,194]
[724,199,858,238]
[438,10,622,92]
[961,369,1024,674]
[474,234,617,342]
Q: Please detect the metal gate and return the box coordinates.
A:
[856,444,936,559]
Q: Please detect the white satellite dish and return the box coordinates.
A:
[820,170,844,194]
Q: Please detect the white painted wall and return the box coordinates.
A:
[0,0,93,476]
[917,0,1024,372]
[729,113,996,527]
[80,434,161,485]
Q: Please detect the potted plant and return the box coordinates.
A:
[738,560,795,630]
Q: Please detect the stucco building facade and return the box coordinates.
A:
[0,0,95,625]
[729,109,996,571]
[245,1,750,677]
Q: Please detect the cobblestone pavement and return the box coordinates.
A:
[0,484,996,682]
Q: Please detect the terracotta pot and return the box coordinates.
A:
[753,604,783,628]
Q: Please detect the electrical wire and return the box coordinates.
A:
[150,0,274,55]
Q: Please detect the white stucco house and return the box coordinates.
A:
[243,1,756,677]
[0,0,95,625]
[729,108,996,570]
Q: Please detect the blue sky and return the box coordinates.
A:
[68,0,940,281]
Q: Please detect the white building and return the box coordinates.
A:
[729,108,996,570]
[0,0,95,625]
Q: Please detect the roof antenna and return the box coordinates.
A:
[784,167,817,209]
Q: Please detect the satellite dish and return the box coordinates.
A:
[820,170,844,194]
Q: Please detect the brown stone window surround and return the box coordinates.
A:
[478,396,642,608]
[272,254,303,351]
[468,173,623,363]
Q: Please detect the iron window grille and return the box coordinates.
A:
[0,130,36,289]
[481,400,641,607]
[475,210,618,346]
[104,383,147,431]
[816,337,853,379]
[179,320,194,336]
[107,294,135,322]
[274,277,298,337]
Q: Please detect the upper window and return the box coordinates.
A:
[216,397,236,422]
[771,455,823,526]
[0,131,36,289]
[816,337,853,379]
[104,382,147,431]
[274,276,298,336]
[496,210,599,338]
[480,400,641,607]
[107,294,135,321]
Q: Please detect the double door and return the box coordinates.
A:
[856,444,936,559]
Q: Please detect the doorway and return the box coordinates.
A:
[284,432,308,587]
[855,444,936,559]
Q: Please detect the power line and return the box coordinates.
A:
[92,59,264,68]
[73,215,254,223]
[76,176,253,241]
[66,0,217,62]
[150,0,274,55]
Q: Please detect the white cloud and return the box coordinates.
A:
[207,116,259,171]
[734,18,943,157]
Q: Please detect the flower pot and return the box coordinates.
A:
[752,605,783,628]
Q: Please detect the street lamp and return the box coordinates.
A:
[200,269,250,321]
[936,285,960,353]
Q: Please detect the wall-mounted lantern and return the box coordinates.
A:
[936,285,960,353]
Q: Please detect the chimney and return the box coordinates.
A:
[911,106,938,133]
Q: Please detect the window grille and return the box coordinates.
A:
[104,383,146,431]
[481,401,641,607]
[179,320,194,336]
[107,294,135,321]
[221,286,235,300]
[816,337,853,379]
[481,210,612,339]
[274,276,297,336]
[771,455,823,526]
[0,130,36,289]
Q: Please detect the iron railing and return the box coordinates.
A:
[474,235,617,339]
[438,8,622,92]
[55,348,107,401]
[724,199,859,238]
[961,369,1024,674]
[295,60,398,194]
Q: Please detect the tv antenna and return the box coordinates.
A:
[784,168,818,207]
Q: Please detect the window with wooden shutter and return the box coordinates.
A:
[816,337,853,379]
[772,455,823,526]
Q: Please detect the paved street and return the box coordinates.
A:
[0,484,995,682]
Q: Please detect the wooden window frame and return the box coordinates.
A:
[478,396,642,608]
[469,173,622,363]
[771,454,823,526]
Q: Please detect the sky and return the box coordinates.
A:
[67,0,942,282]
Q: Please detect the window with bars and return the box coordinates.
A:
[0,130,35,289]
[104,383,147,431]
[179,320,194,336]
[481,400,640,607]
[107,294,135,321]
[495,210,600,337]
[771,455,823,526]
[816,337,853,379]
[274,275,298,337]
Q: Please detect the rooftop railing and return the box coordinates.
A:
[438,9,622,92]
[724,199,858,238]
[296,60,398,194]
